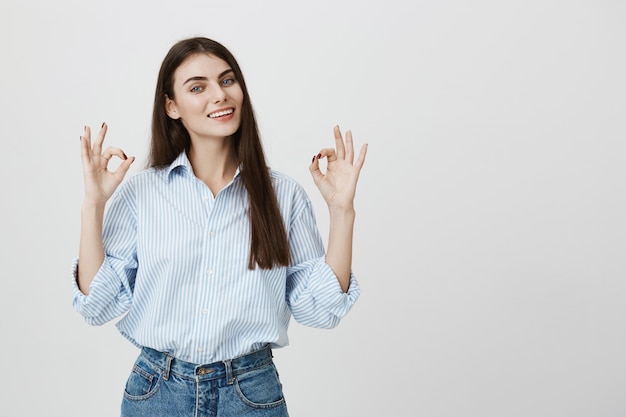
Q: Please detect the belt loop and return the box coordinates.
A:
[224,359,234,385]
[163,353,173,381]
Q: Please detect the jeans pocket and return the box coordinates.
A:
[234,363,286,409]
[123,358,162,401]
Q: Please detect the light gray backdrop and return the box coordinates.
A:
[1,0,625,416]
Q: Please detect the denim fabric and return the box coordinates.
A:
[121,345,289,417]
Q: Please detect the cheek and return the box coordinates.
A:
[180,100,207,117]
[232,87,244,105]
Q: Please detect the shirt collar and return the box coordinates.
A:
[166,152,242,182]
[166,152,194,179]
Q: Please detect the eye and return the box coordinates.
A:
[222,78,236,87]
[190,85,204,93]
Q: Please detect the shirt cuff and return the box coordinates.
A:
[70,257,125,319]
[307,257,361,318]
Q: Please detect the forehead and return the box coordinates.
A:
[173,53,231,84]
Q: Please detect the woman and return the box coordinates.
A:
[72,37,367,416]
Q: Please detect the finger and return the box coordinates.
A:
[80,124,94,166]
[345,130,354,164]
[334,125,346,160]
[92,122,107,155]
[354,143,368,171]
[318,148,338,162]
[83,125,92,152]
[102,146,128,163]
[79,135,91,164]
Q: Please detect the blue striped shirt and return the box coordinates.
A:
[71,152,360,363]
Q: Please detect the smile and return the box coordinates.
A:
[208,108,234,118]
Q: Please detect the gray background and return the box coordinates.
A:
[1,0,625,416]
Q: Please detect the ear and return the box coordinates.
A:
[165,95,180,120]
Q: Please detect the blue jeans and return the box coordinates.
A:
[121,345,289,417]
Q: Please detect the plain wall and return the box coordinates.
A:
[1,0,625,416]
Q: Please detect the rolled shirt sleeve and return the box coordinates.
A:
[286,256,360,328]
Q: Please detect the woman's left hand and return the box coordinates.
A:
[310,126,368,210]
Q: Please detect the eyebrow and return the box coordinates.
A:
[182,69,234,86]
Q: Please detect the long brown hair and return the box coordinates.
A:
[149,37,290,269]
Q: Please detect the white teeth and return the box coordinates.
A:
[209,109,234,118]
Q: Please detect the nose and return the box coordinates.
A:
[209,81,227,103]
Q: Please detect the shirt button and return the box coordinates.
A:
[206,269,213,276]
[203,195,211,202]
[210,231,216,237]
[202,308,208,315]
[197,346,204,352]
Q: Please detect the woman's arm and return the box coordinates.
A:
[309,126,368,292]
[78,202,106,294]
[78,123,134,294]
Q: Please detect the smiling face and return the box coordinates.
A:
[165,53,244,143]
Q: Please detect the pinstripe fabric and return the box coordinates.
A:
[71,152,360,363]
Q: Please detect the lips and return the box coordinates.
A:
[208,108,235,118]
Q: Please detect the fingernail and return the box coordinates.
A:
[312,156,316,163]
[84,125,87,131]
[316,153,322,159]
[123,153,128,160]
[102,122,105,128]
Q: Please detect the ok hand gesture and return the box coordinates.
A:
[310,125,368,211]
[79,123,135,206]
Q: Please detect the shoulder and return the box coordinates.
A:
[269,170,314,219]
[269,170,297,186]
[125,165,170,185]
[113,167,168,200]
[270,170,309,200]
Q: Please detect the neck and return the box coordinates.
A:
[187,137,239,196]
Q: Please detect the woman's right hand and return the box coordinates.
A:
[80,123,135,206]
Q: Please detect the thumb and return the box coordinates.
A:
[113,156,136,181]
[309,154,323,185]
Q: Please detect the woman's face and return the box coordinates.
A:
[166,53,244,143]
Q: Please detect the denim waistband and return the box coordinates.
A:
[140,344,273,382]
